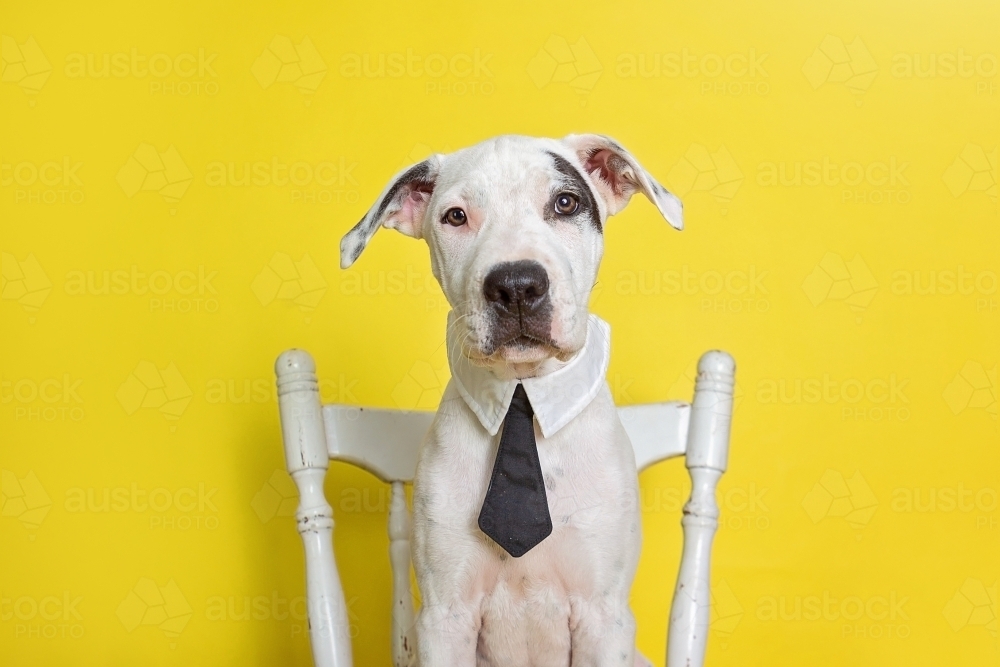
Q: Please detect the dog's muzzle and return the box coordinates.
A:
[482,260,554,353]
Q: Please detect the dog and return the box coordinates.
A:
[340,134,682,666]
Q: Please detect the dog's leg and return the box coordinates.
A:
[414,600,479,666]
[569,596,637,667]
[633,652,653,667]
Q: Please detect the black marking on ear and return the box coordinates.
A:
[350,221,365,262]
[373,161,432,227]
[342,160,435,266]
[339,213,368,263]
[546,151,602,232]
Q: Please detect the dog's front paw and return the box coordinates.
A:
[633,653,653,667]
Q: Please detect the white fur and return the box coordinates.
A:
[424,136,604,364]
[340,134,681,666]
[414,383,647,666]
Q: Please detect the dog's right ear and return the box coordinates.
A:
[340,157,440,268]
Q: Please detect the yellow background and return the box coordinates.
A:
[2,1,998,665]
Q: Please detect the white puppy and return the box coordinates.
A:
[341,134,682,667]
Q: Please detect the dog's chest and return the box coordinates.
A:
[412,381,643,665]
[415,381,641,585]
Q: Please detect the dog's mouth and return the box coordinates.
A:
[496,333,553,358]
[492,342,560,366]
[470,320,566,366]
[472,334,553,357]
[510,334,544,347]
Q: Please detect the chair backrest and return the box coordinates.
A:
[276,348,735,667]
[322,401,691,483]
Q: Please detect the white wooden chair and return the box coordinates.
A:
[274,348,735,667]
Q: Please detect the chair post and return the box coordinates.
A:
[666,350,735,667]
[388,481,416,667]
[276,350,353,667]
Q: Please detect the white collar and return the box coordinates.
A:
[446,313,611,438]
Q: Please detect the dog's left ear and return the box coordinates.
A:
[562,134,683,230]
[340,157,440,268]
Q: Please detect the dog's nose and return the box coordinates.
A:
[483,260,550,315]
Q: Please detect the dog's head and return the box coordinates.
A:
[341,134,682,376]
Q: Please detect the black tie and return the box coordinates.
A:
[478,383,553,557]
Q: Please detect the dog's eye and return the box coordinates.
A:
[554,193,579,216]
[443,207,467,226]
